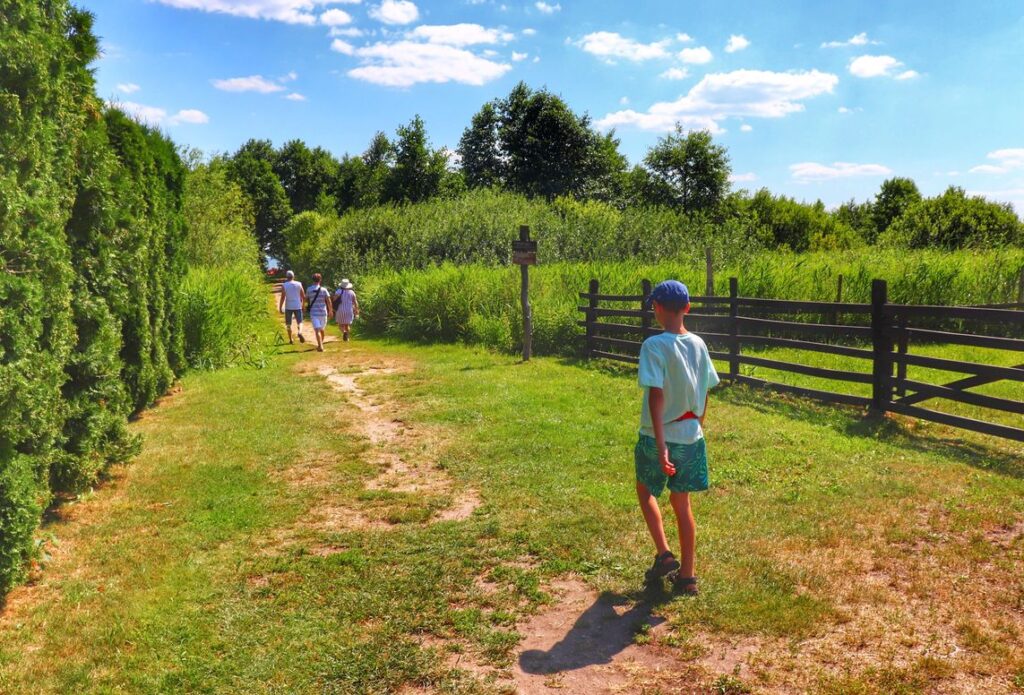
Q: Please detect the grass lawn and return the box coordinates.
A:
[0,329,1022,693]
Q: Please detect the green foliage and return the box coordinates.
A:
[357,248,1024,357]
[0,2,196,595]
[643,128,731,214]
[179,267,266,369]
[458,101,502,189]
[386,115,449,204]
[283,188,771,282]
[872,176,921,240]
[272,139,339,214]
[748,189,860,252]
[181,154,259,269]
[227,139,293,261]
[880,186,1024,249]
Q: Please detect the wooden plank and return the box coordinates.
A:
[893,352,1024,382]
[888,303,1024,323]
[592,350,639,365]
[591,335,642,352]
[738,316,874,339]
[734,375,872,408]
[905,327,1024,352]
[576,320,656,336]
[579,306,649,318]
[738,297,872,314]
[896,363,1024,406]
[887,402,1024,442]
[737,355,874,384]
[737,334,874,360]
[579,293,731,304]
[895,379,1024,415]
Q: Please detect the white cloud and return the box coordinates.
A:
[968,148,1024,174]
[522,28,536,36]
[821,32,879,49]
[117,82,140,94]
[676,33,693,43]
[659,67,689,80]
[370,0,419,24]
[965,187,1024,212]
[348,40,512,86]
[576,32,671,62]
[512,51,528,61]
[169,108,209,124]
[598,69,838,133]
[730,172,757,182]
[739,123,753,132]
[331,38,356,54]
[849,54,914,79]
[679,46,713,64]
[409,24,514,46]
[724,34,749,53]
[114,101,207,126]
[535,1,560,14]
[619,96,629,105]
[154,0,352,25]
[790,161,892,182]
[285,92,307,101]
[117,101,167,126]
[532,55,540,63]
[282,70,298,81]
[837,106,851,113]
[211,75,286,92]
[320,8,352,25]
[330,26,364,37]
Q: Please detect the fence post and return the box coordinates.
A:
[729,277,739,382]
[1017,266,1024,306]
[832,274,844,325]
[641,279,652,336]
[896,315,908,397]
[870,279,893,414]
[705,247,714,296]
[586,278,599,357]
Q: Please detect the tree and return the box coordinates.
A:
[181,152,259,269]
[872,177,921,240]
[881,186,1023,249]
[459,82,627,200]
[642,128,730,214]
[748,189,857,251]
[833,198,875,242]
[458,102,503,189]
[272,139,339,214]
[228,139,292,262]
[387,115,448,204]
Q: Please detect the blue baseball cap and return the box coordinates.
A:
[646,280,690,308]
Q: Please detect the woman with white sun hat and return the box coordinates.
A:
[332,278,360,342]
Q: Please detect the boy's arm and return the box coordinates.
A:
[648,387,675,476]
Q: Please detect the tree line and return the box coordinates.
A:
[223,82,1022,265]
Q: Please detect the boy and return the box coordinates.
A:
[634,280,719,595]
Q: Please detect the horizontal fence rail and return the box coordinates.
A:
[579,277,1024,443]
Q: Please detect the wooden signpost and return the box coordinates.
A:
[514,225,537,361]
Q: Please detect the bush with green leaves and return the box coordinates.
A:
[0,2,198,595]
[880,186,1024,249]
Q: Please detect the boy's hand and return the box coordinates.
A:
[660,448,675,476]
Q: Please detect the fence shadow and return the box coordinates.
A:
[715,384,1024,480]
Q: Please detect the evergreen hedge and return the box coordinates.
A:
[0,2,189,594]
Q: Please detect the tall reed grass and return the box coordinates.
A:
[180,266,268,369]
[358,249,1024,356]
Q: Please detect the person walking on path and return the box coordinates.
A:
[306,273,333,352]
[332,279,359,342]
[278,270,306,345]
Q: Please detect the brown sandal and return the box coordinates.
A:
[672,575,698,596]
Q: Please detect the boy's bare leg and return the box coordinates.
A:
[670,491,696,577]
[636,482,671,556]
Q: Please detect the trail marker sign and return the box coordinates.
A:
[512,239,538,266]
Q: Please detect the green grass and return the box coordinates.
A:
[1,334,1022,693]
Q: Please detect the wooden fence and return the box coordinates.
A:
[579,278,1024,442]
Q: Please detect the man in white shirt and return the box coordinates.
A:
[277,270,306,344]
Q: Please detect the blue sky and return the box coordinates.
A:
[85,0,1024,210]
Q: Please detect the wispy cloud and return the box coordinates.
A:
[659,67,689,80]
[154,0,356,25]
[821,32,879,48]
[535,1,560,14]
[598,69,838,133]
[211,75,286,92]
[849,54,917,79]
[724,34,749,53]
[679,46,713,64]
[576,32,671,62]
[969,148,1024,174]
[790,161,892,182]
[369,0,419,24]
[117,82,140,94]
[347,40,511,87]
[409,24,514,46]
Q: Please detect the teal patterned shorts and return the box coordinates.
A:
[634,434,709,496]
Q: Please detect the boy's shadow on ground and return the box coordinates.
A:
[518,588,667,674]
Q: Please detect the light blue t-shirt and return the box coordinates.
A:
[638,332,720,444]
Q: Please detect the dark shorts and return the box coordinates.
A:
[284,308,303,325]
[634,434,709,497]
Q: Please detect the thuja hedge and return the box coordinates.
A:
[0,3,188,593]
